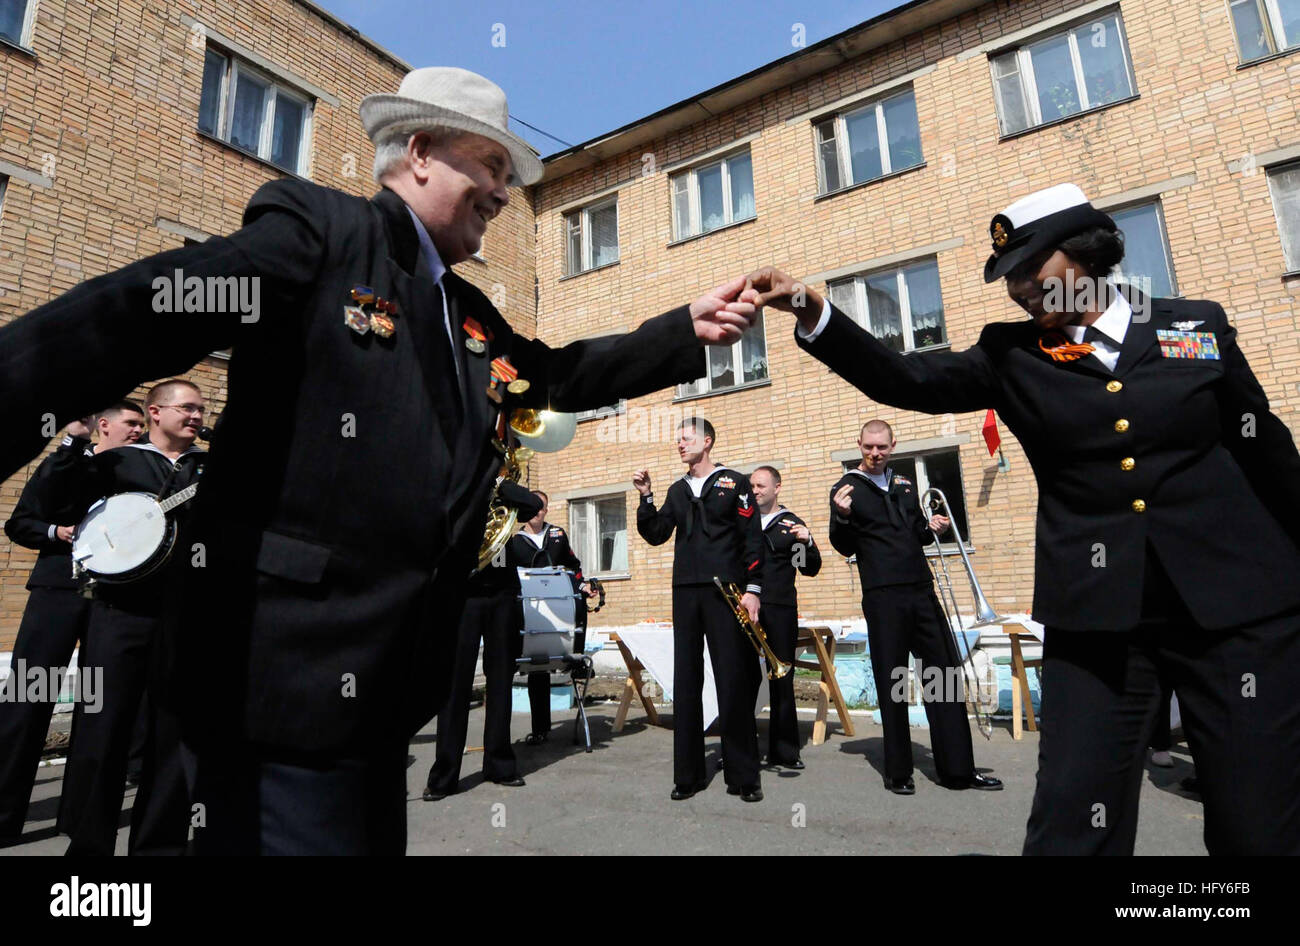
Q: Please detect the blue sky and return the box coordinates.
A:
[314,1,903,156]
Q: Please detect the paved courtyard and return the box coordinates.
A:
[2,702,1208,856]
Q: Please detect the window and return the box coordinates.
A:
[841,447,971,542]
[990,11,1136,136]
[564,197,618,275]
[569,495,628,577]
[1110,201,1177,297]
[827,258,947,354]
[677,311,768,397]
[198,47,313,175]
[0,0,33,46]
[814,88,923,194]
[576,399,625,422]
[1268,161,1300,272]
[670,148,755,240]
[1231,0,1300,62]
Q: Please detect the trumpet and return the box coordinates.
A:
[921,487,1003,739]
[713,577,791,680]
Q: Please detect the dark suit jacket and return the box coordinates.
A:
[828,469,934,593]
[798,291,1300,631]
[3,453,81,591]
[0,180,706,753]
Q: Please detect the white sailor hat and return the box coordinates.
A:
[983,183,1117,283]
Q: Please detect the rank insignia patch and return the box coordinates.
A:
[1156,329,1219,360]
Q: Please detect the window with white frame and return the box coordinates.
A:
[198,46,313,175]
[564,197,619,275]
[814,87,923,194]
[1110,201,1177,298]
[1268,161,1300,272]
[670,148,755,240]
[827,258,947,354]
[1230,0,1300,62]
[568,494,628,576]
[0,0,34,47]
[576,398,626,422]
[677,311,768,397]
[841,447,971,543]
[990,10,1136,137]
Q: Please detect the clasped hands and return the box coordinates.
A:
[688,267,823,345]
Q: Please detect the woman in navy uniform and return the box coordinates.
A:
[745,183,1300,855]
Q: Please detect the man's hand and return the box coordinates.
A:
[783,521,812,543]
[632,469,652,496]
[929,515,951,534]
[65,417,93,439]
[55,525,76,543]
[690,276,759,345]
[740,592,760,626]
[743,267,824,332]
[832,483,854,515]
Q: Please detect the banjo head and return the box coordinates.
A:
[73,492,171,578]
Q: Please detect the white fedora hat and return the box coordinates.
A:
[360,66,543,186]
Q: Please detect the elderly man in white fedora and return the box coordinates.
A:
[0,66,759,855]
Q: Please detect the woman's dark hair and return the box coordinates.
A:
[1057,225,1126,278]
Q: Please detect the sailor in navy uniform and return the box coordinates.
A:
[0,403,145,842]
[509,489,598,744]
[47,380,207,856]
[828,421,1000,795]
[634,417,766,802]
[748,465,821,769]
[746,182,1300,855]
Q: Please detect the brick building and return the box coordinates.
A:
[0,0,535,647]
[3,0,1299,646]
[528,0,1300,630]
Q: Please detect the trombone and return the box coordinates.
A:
[920,487,1002,739]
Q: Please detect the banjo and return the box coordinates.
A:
[71,481,200,584]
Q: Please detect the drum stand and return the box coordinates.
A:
[516,653,595,752]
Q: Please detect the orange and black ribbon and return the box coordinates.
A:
[1038,332,1095,363]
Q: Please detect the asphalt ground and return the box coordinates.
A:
[2,702,1208,856]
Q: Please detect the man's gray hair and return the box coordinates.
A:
[372,126,465,183]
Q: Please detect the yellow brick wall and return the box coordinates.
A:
[0,0,537,647]
[532,0,1300,628]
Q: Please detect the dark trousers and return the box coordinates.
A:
[0,587,90,836]
[59,601,192,856]
[1024,559,1300,855]
[191,740,408,855]
[763,603,800,765]
[671,584,761,789]
[426,591,521,794]
[862,582,975,782]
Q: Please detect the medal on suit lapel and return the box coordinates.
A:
[489,355,522,401]
[463,316,491,354]
[347,286,399,338]
[1038,331,1095,363]
[344,305,370,335]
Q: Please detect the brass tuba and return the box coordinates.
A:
[476,408,577,574]
[713,576,791,680]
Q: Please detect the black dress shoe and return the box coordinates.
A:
[422,786,453,802]
[524,732,547,746]
[492,776,526,787]
[783,758,805,770]
[670,782,704,800]
[883,776,916,795]
[941,773,1004,791]
[761,755,805,770]
[725,784,764,802]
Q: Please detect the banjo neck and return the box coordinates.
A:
[157,481,199,513]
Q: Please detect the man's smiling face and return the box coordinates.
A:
[420,132,511,265]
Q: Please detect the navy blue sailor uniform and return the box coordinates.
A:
[44,435,205,857]
[637,467,766,790]
[509,522,588,737]
[828,467,978,785]
[797,286,1300,855]
[424,483,544,797]
[758,507,821,766]
[0,449,94,839]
